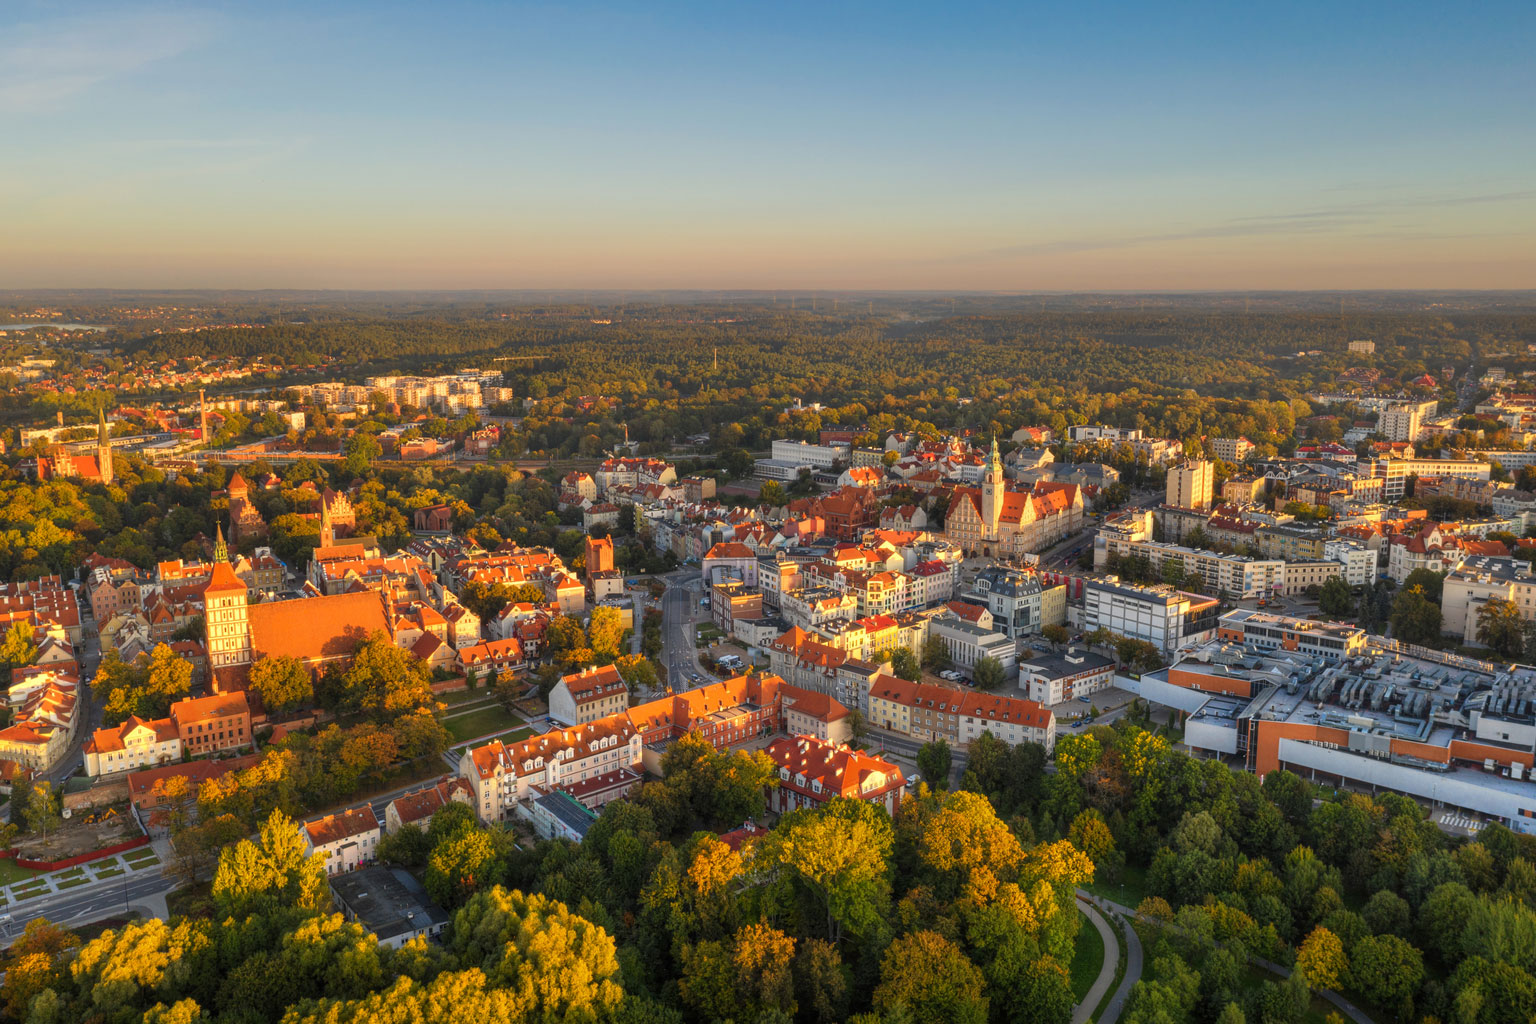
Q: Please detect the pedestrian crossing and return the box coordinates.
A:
[1438,814,1485,832]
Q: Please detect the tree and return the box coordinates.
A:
[1296,926,1347,991]
[0,623,36,673]
[922,636,952,672]
[211,809,329,921]
[545,614,588,665]
[1041,624,1070,649]
[1069,808,1116,866]
[343,431,381,473]
[1477,598,1525,659]
[1390,585,1443,645]
[1349,933,1423,1009]
[917,739,952,790]
[972,655,1007,691]
[1318,576,1353,617]
[340,631,433,718]
[22,780,62,847]
[377,823,432,868]
[759,480,787,506]
[426,827,503,908]
[891,646,921,681]
[872,930,988,1024]
[769,799,894,947]
[246,655,313,713]
[1403,567,1447,603]
[587,605,625,661]
[0,918,78,1020]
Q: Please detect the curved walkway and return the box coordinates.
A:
[1073,897,1119,1024]
[1082,890,1375,1024]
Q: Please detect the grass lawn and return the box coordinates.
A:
[1070,909,1106,1001]
[94,865,124,878]
[1084,864,1150,909]
[123,848,158,864]
[444,705,523,743]
[55,876,90,890]
[438,688,494,706]
[0,860,41,886]
[494,727,534,745]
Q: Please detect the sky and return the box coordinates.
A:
[2,0,1533,291]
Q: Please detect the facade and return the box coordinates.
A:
[964,566,1043,638]
[303,805,382,876]
[931,617,1017,673]
[1280,560,1346,596]
[548,664,630,727]
[1215,609,1367,660]
[1099,536,1284,599]
[1210,437,1255,462]
[1166,460,1215,511]
[1020,649,1116,705]
[169,691,252,757]
[764,735,904,816]
[1082,578,1220,655]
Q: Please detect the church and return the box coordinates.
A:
[943,439,1084,558]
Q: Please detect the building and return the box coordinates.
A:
[780,684,853,744]
[303,805,382,876]
[1280,560,1347,596]
[931,617,1017,673]
[384,777,473,833]
[1441,557,1536,642]
[764,735,905,815]
[1215,608,1367,660]
[1348,339,1375,354]
[169,691,252,757]
[1166,460,1215,511]
[548,664,630,727]
[330,866,450,949]
[710,580,764,633]
[527,789,599,842]
[1020,648,1116,706]
[1082,578,1220,656]
[0,667,80,773]
[459,714,643,822]
[769,439,848,469]
[1210,437,1256,462]
[83,716,181,777]
[1099,536,1284,599]
[956,690,1056,752]
[944,440,1084,558]
[1372,456,1489,501]
[1379,404,1425,443]
[964,566,1043,639]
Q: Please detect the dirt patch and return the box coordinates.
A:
[12,804,142,862]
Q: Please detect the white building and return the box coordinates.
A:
[1082,578,1220,656]
[1020,648,1116,705]
[303,806,382,877]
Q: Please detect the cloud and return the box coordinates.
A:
[965,189,1536,260]
[0,8,214,114]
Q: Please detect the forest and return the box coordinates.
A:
[9,717,1536,1024]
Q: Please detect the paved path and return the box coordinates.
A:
[1073,897,1119,1024]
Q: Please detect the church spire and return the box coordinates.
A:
[319,492,335,548]
[96,406,113,485]
[213,522,228,564]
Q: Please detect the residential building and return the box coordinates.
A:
[1210,437,1256,462]
[964,565,1043,638]
[84,715,181,776]
[764,735,904,816]
[780,684,853,744]
[303,806,382,876]
[1166,460,1215,511]
[1099,536,1284,599]
[1372,456,1489,501]
[1323,539,1379,586]
[548,664,630,727]
[956,690,1056,752]
[384,777,473,833]
[459,714,643,822]
[169,691,252,757]
[1441,558,1536,642]
[931,617,1017,673]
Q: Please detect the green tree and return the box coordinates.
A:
[340,631,434,718]
[917,740,952,790]
[0,918,79,1020]
[891,646,921,681]
[343,431,381,473]
[1318,576,1353,617]
[769,798,894,947]
[246,654,314,713]
[972,655,1008,691]
[872,930,988,1024]
[0,623,36,673]
[21,780,62,847]
[1349,933,1423,1010]
[1402,567,1447,603]
[1390,585,1443,645]
[1477,598,1525,658]
[587,605,625,661]
[426,827,503,908]
[211,808,329,920]
[449,886,623,1019]
[922,636,952,671]
[759,480,787,506]
[1041,624,1070,648]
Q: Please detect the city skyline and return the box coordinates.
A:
[4,0,1533,290]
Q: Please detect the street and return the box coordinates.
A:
[0,871,176,940]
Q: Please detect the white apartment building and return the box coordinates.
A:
[931,618,1017,673]
[1441,557,1536,642]
[1099,536,1285,599]
[1209,437,1255,462]
[1166,461,1215,511]
[303,806,382,877]
[1323,538,1379,586]
[1372,456,1489,500]
[1068,425,1143,442]
[460,716,643,822]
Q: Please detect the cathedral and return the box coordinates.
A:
[943,439,1084,558]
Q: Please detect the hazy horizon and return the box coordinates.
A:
[5,1,1533,290]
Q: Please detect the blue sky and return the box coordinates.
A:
[3,0,1533,289]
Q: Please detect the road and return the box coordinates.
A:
[0,872,176,940]
[1073,896,1121,1024]
[658,568,705,689]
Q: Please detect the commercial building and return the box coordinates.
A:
[1081,578,1220,656]
[330,866,450,949]
[931,617,1017,673]
[1215,609,1367,660]
[963,566,1044,638]
[1020,649,1116,706]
